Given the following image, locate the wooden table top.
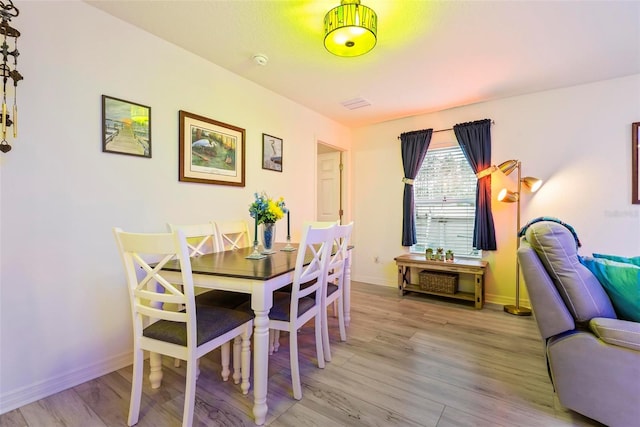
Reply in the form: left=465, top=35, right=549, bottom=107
left=162, top=243, right=354, bottom=281
left=162, top=243, right=302, bottom=280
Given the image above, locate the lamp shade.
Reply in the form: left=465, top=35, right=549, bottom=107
left=476, top=159, right=519, bottom=178
left=497, top=160, right=518, bottom=176
left=522, top=176, right=543, bottom=192
left=324, top=0, right=377, bottom=57
left=498, top=188, right=519, bottom=203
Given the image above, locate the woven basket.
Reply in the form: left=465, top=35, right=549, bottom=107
left=418, top=271, right=458, bottom=294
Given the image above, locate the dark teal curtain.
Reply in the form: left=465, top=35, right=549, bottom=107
left=400, top=129, right=432, bottom=246
left=453, top=119, right=497, bottom=250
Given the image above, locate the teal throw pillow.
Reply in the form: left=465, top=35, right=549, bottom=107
left=580, top=257, right=640, bottom=322
left=593, top=253, right=640, bottom=267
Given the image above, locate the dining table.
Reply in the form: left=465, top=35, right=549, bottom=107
left=156, top=242, right=352, bottom=425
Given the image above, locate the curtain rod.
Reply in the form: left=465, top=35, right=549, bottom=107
left=396, top=127, right=450, bottom=140
left=397, top=120, right=495, bottom=140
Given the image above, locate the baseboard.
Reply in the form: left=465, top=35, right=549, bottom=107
left=351, top=275, right=395, bottom=288
left=485, top=292, right=531, bottom=308
left=0, top=351, right=132, bottom=414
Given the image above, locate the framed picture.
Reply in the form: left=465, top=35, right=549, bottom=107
left=179, top=110, right=245, bottom=187
left=633, top=122, right=639, bottom=204
left=102, top=95, right=151, bottom=158
left=262, top=133, right=283, bottom=172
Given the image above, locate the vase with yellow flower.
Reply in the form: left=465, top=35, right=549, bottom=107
left=249, top=192, right=287, bottom=254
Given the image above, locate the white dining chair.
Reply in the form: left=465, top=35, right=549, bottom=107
left=321, top=221, right=353, bottom=362
left=168, top=222, right=217, bottom=257
left=113, top=228, right=253, bottom=427
left=167, top=222, right=251, bottom=383
left=214, top=220, right=252, bottom=251
left=204, top=218, right=255, bottom=374
left=167, top=222, right=251, bottom=309
left=268, top=220, right=338, bottom=355
left=240, top=223, right=335, bottom=400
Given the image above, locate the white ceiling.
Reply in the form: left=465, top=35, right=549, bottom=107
left=85, top=0, right=640, bottom=128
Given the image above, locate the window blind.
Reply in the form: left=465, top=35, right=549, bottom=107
left=412, top=146, right=478, bottom=257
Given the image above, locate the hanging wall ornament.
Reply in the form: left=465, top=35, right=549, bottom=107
left=0, top=0, right=21, bottom=153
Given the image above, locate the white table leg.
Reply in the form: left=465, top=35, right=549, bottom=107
left=149, top=352, right=163, bottom=389
left=251, top=288, right=271, bottom=425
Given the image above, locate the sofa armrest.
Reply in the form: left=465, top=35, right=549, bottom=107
left=589, top=317, right=640, bottom=351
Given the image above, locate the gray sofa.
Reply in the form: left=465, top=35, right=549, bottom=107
left=517, top=220, right=640, bottom=427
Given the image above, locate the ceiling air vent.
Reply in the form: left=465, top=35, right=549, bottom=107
left=340, top=97, right=371, bottom=110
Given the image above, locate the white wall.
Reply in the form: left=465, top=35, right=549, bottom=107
left=351, top=74, right=640, bottom=304
left=0, top=1, right=350, bottom=412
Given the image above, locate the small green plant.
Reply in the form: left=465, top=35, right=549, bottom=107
left=425, top=248, right=434, bottom=260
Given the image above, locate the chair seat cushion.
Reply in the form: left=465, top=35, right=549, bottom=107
left=327, top=283, right=339, bottom=296
left=238, top=292, right=316, bottom=322
left=271, top=292, right=316, bottom=321
left=278, top=278, right=317, bottom=294
left=278, top=280, right=336, bottom=299
left=143, top=306, right=253, bottom=347
left=589, top=317, right=640, bottom=351
left=195, top=290, right=251, bottom=309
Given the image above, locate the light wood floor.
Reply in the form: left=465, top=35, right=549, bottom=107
left=1, top=282, right=604, bottom=427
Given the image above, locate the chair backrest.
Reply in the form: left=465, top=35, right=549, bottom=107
left=289, top=223, right=336, bottom=317
left=167, top=222, right=219, bottom=256
left=113, top=228, right=197, bottom=346
left=214, top=220, right=251, bottom=251
left=521, top=221, right=616, bottom=324
left=326, top=221, right=353, bottom=287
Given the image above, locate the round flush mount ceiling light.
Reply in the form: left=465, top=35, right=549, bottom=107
left=252, top=54, right=269, bottom=66
left=324, top=0, right=377, bottom=57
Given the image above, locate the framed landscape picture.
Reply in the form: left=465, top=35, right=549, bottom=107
left=633, top=122, right=639, bottom=204
left=102, top=95, right=151, bottom=158
left=179, top=110, right=245, bottom=186
left=262, top=133, right=282, bottom=172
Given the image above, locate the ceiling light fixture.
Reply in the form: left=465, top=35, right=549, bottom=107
left=324, top=0, right=377, bottom=57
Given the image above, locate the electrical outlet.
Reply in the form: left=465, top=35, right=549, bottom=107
left=374, top=256, right=379, bottom=263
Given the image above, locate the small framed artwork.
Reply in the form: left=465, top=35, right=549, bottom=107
left=262, top=133, right=283, bottom=172
left=179, top=110, right=245, bottom=187
left=633, top=122, right=639, bottom=204
left=102, top=95, right=151, bottom=158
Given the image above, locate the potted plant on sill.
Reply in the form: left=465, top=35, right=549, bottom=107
left=446, top=249, right=454, bottom=262
left=425, top=247, right=434, bottom=260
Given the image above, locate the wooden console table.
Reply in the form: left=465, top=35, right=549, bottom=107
left=395, top=254, right=488, bottom=309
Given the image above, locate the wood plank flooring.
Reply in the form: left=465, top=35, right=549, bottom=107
left=1, top=282, right=604, bottom=426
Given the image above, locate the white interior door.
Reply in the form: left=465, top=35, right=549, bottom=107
left=317, top=151, right=341, bottom=222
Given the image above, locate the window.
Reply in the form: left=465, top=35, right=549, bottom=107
left=412, top=145, right=479, bottom=257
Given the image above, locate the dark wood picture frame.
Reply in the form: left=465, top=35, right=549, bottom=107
left=633, top=122, right=639, bottom=204
left=102, top=95, right=151, bottom=158
left=179, top=110, right=245, bottom=187
left=262, top=133, right=283, bottom=172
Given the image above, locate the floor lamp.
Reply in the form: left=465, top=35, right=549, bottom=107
left=477, top=160, right=543, bottom=316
